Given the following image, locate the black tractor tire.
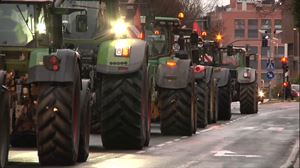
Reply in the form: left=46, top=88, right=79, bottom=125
left=77, top=80, right=91, bottom=162
left=90, top=99, right=101, bottom=134
left=100, top=63, right=149, bottom=149
left=0, top=91, right=9, bottom=168
left=207, top=79, right=218, bottom=124
left=36, top=74, right=81, bottom=165
left=196, top=81, right=208, bottom=128
left=240, top=82, right=258, bottom=114
left=217, top=82, right=232, bottom=120
left=158, top=83, right=195, bottom=136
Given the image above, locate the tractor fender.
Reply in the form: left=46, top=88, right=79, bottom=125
left=28, top=49, right=80, bottom=83
left=237, top=67, right=256, bottom=84
left=212, top=67, right=231, bottom=87
left=96, top=39, right=147, bottom=74
left=156, top=59, right=191, bottom=89
left=0, top=70, right=6, bottom=91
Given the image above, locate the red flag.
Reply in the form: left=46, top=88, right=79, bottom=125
left=193, top=21, right=201, bottom=36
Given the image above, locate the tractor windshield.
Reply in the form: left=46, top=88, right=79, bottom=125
left=0, top=4, right=46, bottom=46
left=146, top=27, right=169, bottom=56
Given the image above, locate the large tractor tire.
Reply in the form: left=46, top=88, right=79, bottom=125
left=0, top=91, right=9, bottom=168
left=196, top=81, right=208, bottom=128
left=240, top=82, right=258, bottom=114
left=77, top=80, right=91, bottom=162
left=90, top=90, right=101, bottom=134
left=158, top=83, right=195, bottom=136
left=36, top=73, right=81, bottom=165
left=207, top=79, right=218, bottom=124
left=217, top=81, right=232, bottom=120
left=99, top=62, right=149, bottom=149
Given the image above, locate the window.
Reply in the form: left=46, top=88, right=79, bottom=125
left=261, top=19, right=272, bottom=34
left=274, top=19, right=282, bottom=31
left=234, top=19, right=245, bottom=38
left=276, top=46, right=284, bottom=57
left=248, top=19, right=258, bottom=38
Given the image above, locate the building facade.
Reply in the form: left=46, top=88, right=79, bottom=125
left=281, top=0, right=300, bottom=81
left=209, top=0, right=288, bottom=88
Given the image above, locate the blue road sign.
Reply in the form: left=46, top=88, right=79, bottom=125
left=266, top=59, right=275, bottom=70
left=266, top=71, right=275, bottom=80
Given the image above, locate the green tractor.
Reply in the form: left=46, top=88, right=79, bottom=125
left=146, top=17, right=197, bottom=136
left=193, top=40, right=258, bottom=121
left=0, top=0, right=91, bottom=166
left=63, top=0, right=151, bottom=149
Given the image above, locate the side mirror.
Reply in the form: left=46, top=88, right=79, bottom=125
left=76, top=15, right=88, bottom=32
left=227, top=45, right=233, bottom=56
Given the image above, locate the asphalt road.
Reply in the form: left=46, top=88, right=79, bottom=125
left=7, top=101, right=299, bottom=168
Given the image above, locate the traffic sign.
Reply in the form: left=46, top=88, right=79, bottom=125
left=266, top=71, right=275, bottom=80
left=266, top=59, right=275, bottom=70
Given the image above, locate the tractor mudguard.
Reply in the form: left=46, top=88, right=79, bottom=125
left=212, top=67, right=231, bottom=87
left=237, top=67, right=256, bottom=84
left=156, top=59, right=191, bottom=89
left=28, top=49, right=79, bottom=83
left=0, top=70, right=6, bottom=91
left=194, top=66, right=213, bottom=84
left=96, top=38, right=147, bottom=75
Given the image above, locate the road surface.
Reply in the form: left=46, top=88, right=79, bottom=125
left=7, top=101, right=299, bottom=168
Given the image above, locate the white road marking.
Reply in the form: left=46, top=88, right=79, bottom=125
left=267, top=127, right=285, bottom=131
left=156, top=143, right=166, bottom=147
left=136, top=150, right=146, bottom=154
left=165, top=141, right=174, bottom=144
left=181, top=136, right=188, bottom=139
left=174, top=138, right=181, bottom=142
left=212, top=150, right=261, bottom=158
left=242, top=127, right=257, bottom=130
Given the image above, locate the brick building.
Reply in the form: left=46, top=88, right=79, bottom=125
left=208, top=0, right=289, bottom=88
left=281, top=0, right=300, bottom=81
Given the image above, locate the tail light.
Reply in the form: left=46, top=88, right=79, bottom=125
left=243, top=70, right=250, bottom=78
left=194, top=65, right=205, bottom=73
left=139, top=32, right=145, bottom=40
left=166, top=60, right=177, bottom=67
left=43, top=55, right=60, bottom=71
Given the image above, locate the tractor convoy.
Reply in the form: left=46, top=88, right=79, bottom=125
left=0, top=0, right=258, bottom=167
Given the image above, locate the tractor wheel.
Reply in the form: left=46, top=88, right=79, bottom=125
left=77, top=80, right=91, bottom=162
left=240, top=82, right=258, bottom=114
left=196, top=81, right=208, bottom=128
left=218, top=82, right=232, bottom=120
left=158, top=83, right=195, bottom=136
left=91, top=88, right=101, bottom=134
left=100, top=63, right=149, bottom=149
left=37, top=74, right=81, bottom=165
left=207, top=79, right=218, bottom=123
left=0, top=91, right=9, bottom=168
left=212, top=82, right=219, bottom=123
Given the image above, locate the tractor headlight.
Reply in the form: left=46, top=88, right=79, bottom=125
left=258, top=90, right=264, bottom=97
left=111, top=18, right=129, bottom=38
left=37, top=22, right=46, bottom=34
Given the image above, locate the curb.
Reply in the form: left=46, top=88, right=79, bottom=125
left=280, top=139, right=299, bottom=168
